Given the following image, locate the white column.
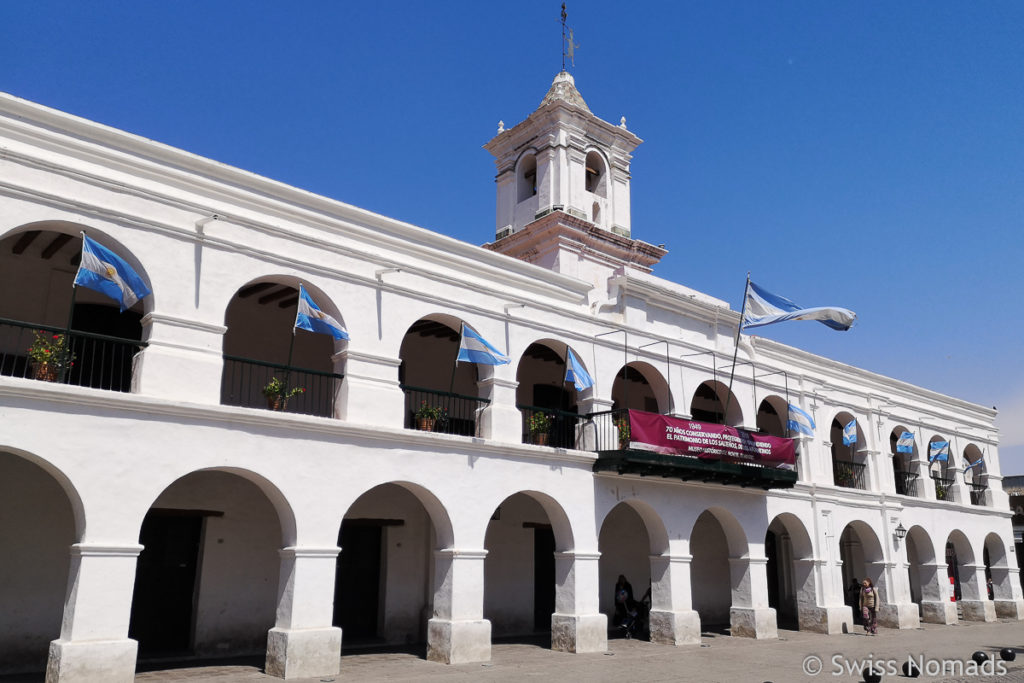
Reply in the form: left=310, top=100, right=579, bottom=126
left=265, top=547, right=342, bottom=680
left=729, top=556, right=777, bottom=639
left=647, top=554, right=701, bottom=645
left=134, top=313, right=226, bottom=402
left=427, top=549, right=491, bottom=664
left=874, top=554, right=920, bottom=629
left=550, top=552, right=607, bottom=653
left=336, top=349, right=403, bottom=427
left=476, top=377, right=521, bottom=443
left=47, top=544, right=142, bottom=683
left=994, top=565, right=1024, bottom=619
left=959, top=563, right=996, bottom=622
left=919, top=561, right=958, bottom=624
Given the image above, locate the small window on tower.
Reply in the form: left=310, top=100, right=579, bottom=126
left=584, top=151, right=606, bottom=197
left=518, top=154, right=538, bottom=202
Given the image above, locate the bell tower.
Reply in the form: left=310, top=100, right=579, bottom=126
left=483, top=71, right=666, bottom=285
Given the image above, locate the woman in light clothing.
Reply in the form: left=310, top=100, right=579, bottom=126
left=858, top=577, right=878, bottom=635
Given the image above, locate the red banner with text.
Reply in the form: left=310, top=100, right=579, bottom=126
left=626, top=410, right=796, bottom=469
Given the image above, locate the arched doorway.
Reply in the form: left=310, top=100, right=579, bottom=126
left=765, top=513, right=816, bottom=631
left=611, top=362, right=670, bottom=414
left=598, top=503, right=657, bottom=638
left=129, top=470, right=285, bottom=658
left=689, top=381, right=742, bottom=426
left=515, top=341, right=588, bottom=447
left=0, top=451, right=78, bottom=675
left=890, top=426, right=920, bottom=497
left=830, top=413, right=867, bottom=490
left=756, top=396, right=788, bottom=437
left=839, top=521, right=886, bottom=623
left=222, top=278, right=344, bottom=417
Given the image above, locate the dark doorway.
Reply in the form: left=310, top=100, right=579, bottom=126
left=765, top=531, right=779, bottom=611
left=129, top=511, right=203, bottom=656
left=533, top=527, right=555, bottom=631
left=334, top=522, right=383, bottom=640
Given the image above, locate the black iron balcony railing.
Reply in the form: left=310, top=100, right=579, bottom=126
left=0, top=317, right=145, bottom=392
left=222, top=355, right=342, bottom=418
left=894, top=470, right=920, bottom=497
left=517, top=404, right=584, bottom=448
left=402, top=385, right=489, bottom=437
left=932, top=475, right=954, bottom=501
left=833, top=460, right=867, bottom=490
left=588, top=408, right=634, bottom=451
left=969, top=482, right=988, bottom=506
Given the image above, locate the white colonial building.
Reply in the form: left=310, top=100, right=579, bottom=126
left=0, top=72, right=1019, bottom=683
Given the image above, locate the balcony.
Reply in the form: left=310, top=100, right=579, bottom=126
left=517, top=404, right=584, bottom=448
left=969, top=482, right=988, bottom=506
left=932, top=475, right=954, bottom=501
left=222, top=355, right=342, bottom=418
left=402, top=385, right=489, bottom=437
left=894, top=470, right=920, bottom=497
left=590, top=409, right=798, bottom=490
left=833, top=460, right=866, bottom=490
left=1, top=318, right=144, bottom=392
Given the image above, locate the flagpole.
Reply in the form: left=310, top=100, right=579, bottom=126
left=59, top=233, right=87, bottom=383
left=723, top=272, right=751, bottom=425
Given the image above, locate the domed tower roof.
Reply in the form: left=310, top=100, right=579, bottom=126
left=539, top=71, right=591, bottom=113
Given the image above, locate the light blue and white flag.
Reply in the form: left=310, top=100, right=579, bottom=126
left=457, top=324, right=510, bottom=366
left=928, top=441, right=949, bottom=462
left=74, top=234, right=152, bottom=312
left=842, top=419, right=857, bottom=446
left=294, top=285, right=349, bottom=340
left=787, top=403, right=816, bottom=436
left=741, top=281, right=856, bottom=332
left=896, top=431, right=915, bottom=454
left=564, top=347, right=594, bottom=392
left=964, top=458, right=985, bottom=474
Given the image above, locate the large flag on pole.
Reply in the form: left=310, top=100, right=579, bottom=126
left=457, top=324, right=510, bottom=365
left=842, top=419, right=857, bottom=446
left=787, top=403, right=816, bottom=436
left=74, top=234, right=152, bottom=312
left=294, top=285, right=349, bottom=340
left=564, top=347, right=594, bottom=391
left=896, top=431, right=915, bottom=454
left=964, top=458, right=984, bottom=474
left=741, top=281, right=856, bottom=332
left=928, top=441, right=949, bottom=462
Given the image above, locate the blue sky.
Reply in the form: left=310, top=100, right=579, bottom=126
left=4, top=2, right=1023, bottom=469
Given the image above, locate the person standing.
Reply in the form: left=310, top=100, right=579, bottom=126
left=859, top=578, right=878, bottom=635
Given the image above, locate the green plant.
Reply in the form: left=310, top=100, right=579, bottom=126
left=262, top=376, right=305, bottom=400
left=27, top=330, right=75, bottom=369
left=614, top=416, right=630, bottom=443
left=415, top=400, right=443, bottom=421
left=528, top=411, right=552, bottom=434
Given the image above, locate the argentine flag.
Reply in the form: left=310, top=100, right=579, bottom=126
left=786, top=403, right=816, bottom=436
left=842, top=419, right=857, bottom=446
left=928, top=441, right=949, bottom=462
left=964, top=458, right=984, bottom=474
left=74, top=234, right=152, bottom=312
left=564, top=347, right=594, bottom=392
left=457, top=324, right=510, bottom=366
left=294, top=285, right=349, bottom=340
left=741, top=281, right=856, bottom=332
left=896, top=431, right=915, bottom=454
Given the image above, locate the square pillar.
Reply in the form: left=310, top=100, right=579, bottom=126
left=265, top=547, right=342, bottom=680
left=46, top=544, right=142, bottom=683
left=796, top=558, right=851, bottom=634
left=959, top=563, right=996, bottom=622
left=872, top=560, right=919, bottom=629
left=427, top=549, right=491, bottom=664
left=729, top=557, right=777, bottom=639
left=134, top=313, right=226, bottom=403
left=647, top=554, right=701, bottom=645
left=336, top=349, right=403, bottom=427
left=476, top=377, right=522, bottom=444
left=550, top=552, right=607, bottom=653
left=918, top=562, right=958, bottom=624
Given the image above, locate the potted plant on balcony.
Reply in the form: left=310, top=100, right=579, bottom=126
left=528, top=411, right=552, bottom=445
left=415, top=400, right=443, bottom=431
left=614, top=416, right=631, bottom=449
left=262, top=376, right=304, bottom=411
left=27, top=330, right=74, bottom=382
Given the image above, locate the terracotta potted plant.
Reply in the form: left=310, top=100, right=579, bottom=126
left=27, top=330, right=74, bottom=382
left=415, top=400, right=443, bottom=431
left=614, top=416, right=630, bottom=449
left=262, top=377, right=304, bottom=411
left=529, top=411, right=552, bottom=445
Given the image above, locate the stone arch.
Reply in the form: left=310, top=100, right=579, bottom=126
left=597, top=499, right=670, bottom=627
left=399, top=315, right=494, bottom=436
left=984, top=532, right=1011, bottom=602
left=483, top=490, right=575, bottom=641
left=904, top=525, right=950, bottom=623
left=611, top=361, right=672, bottom=414
left=690, top=507, right=752, bottom=633
left=829, top=411, right=867, bottom=490
left=0, top=449, right=81, bottom=674
left=927, top=434, right=954, bottom=485
left=222, top=276, right=346, bottom=417
left=756, top=395, right=789, bottom=437
left=515, top=339, right=589, bottom=447
left=890, top=425, right=921, bottom=497
left=517, top=151, right=538, bottom=202
left=945, top=529, right=976, bottom=605
left=0, top=222, right=151, bottom=390
left=963, top=443, right=987, bottom=504
left=764, top=512, right=816, bottom=631
left=839, top=521, right=886, bottom=602
left=689, top=379, right=742, bottom=426
left=128, top=466, right=293, bottom=658
left=584, top=149, right=608, bottom=198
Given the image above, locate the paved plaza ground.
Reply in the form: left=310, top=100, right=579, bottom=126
left=7, top=620, right=1024, bottom=682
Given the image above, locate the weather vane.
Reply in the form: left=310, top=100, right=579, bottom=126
left=561, top=3, right=579, bottom=71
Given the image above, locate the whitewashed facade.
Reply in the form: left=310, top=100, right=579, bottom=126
left=0, top=74, right=1019, bottom=683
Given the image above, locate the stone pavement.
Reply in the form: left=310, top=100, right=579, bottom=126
left=6, top=621, right=1024, bottom=682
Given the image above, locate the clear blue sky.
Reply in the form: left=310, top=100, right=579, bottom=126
left=4, top=2, right=1023, bottom=469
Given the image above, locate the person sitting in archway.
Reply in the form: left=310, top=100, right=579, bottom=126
left=613, top=574, right=635, bottom=626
